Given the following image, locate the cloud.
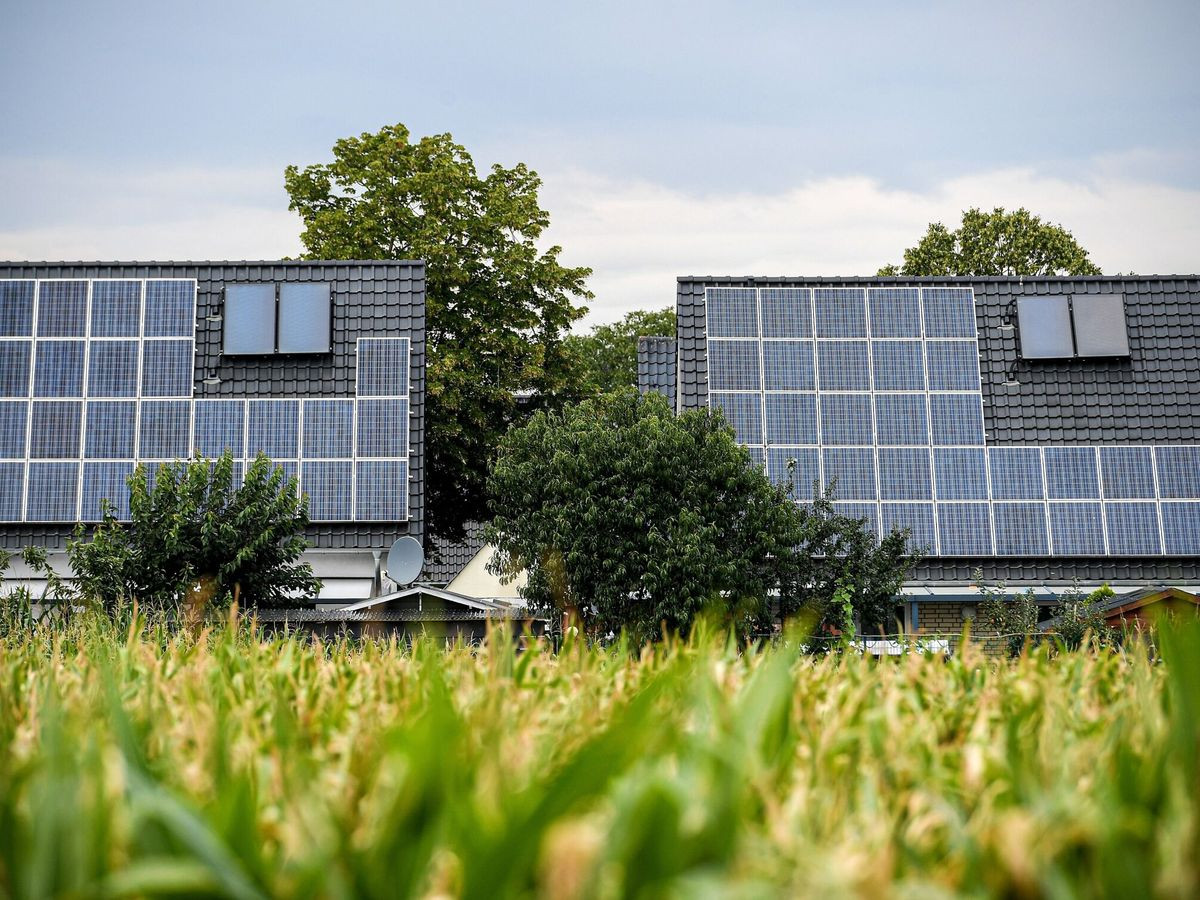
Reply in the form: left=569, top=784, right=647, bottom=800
left=540, top=166, right=1200, bottom=326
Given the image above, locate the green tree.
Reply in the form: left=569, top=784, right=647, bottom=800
left=878, top=207, right=1102, bottom=277
left=285, top=124, right=592, bottom=547
left=485, top=391, right=915, bottom=642
left=565, top=307, right=676, bottom=396
left=68, top=453, right=319, bottom=615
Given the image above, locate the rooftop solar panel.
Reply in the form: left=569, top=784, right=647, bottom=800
left=881, top=502, right=936, bottom=554
left=816, top=341, right=870, bottom=390
left=36, top=282, right=88, bottom=337
left=937, top=503, right=992, bottom=555
left=761, top=341, right=814, bottom=390
left=1049, top=502, right=1106, bottom=555
left=0, top=402, right=27, bottom=458
left=867, top=288, right=921, bottom=337
left=1104, top=502, right=1161, bottom=555
left=706, top=288, right=759, bottom=338
left=278, top=283, right=332, bottom=354
left=992, top=502, right=1049, bottom=556
left=0, top=281, right=35, bottom=336
left=767, top=447, right=819, bottom=500
left=759, top=288, right=811, bottom=338
left=1017, top=295, right=1073, bottom=359
left=87, top=341, right=139, bottom=397
left=84, top=401, right=136, bottom=459
left=813, top=288, right=867, bottom=338
left=1072, top=293, right=1130, bottom=357
left=223, top=284, right=276, bottom=355
left=0, top=462, right=22, bottom=521
left=0, top=342, right=31, bottom=397
left=870, top=341, right=925, bottom=391
left=26, top=462, right=78, bottom=521
left=765, top=393, right=818, bottom=445
left=33, top=340, right=85, bottom=397
left=89, top=281, right=142, bottom=337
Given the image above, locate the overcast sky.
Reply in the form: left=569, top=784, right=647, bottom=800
left=2, top=0, right=1197, bottom=325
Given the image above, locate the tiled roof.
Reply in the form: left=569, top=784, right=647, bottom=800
left=637, top=336, right=676, bottom=409
left=422, top=521, right=486, bottom=584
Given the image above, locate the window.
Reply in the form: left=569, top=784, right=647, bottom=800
left=223, top=283, right=331, bottom=355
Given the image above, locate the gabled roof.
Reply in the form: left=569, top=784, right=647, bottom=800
left=342, top=585, right=503, bottom=613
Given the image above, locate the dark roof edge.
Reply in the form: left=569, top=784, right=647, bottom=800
left=677, top=274, right=1199, bottom=284
left=0, top=259, right=425, bottom=268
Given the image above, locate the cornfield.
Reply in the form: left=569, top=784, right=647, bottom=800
left=1, top=614, right=1197, bottom=898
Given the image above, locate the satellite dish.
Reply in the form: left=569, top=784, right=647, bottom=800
left=385, top=536, right=424, bottom=585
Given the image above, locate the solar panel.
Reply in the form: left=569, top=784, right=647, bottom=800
left=194, top=399, right=245, bottom=458
left=278, top=284, right=332, bottom=354
left=36, top=282, right=88, bottom=337
left=928, top=394, right=985, bottom=446
left=26, top=462, right=79, bottom=521
left=301, top=460, right=353, bottom=521
left=0, top=281, right=35, bottom=336
left=835, top=502, right=879, bottom=538
left=140, top=340, right=193, bottom=397
left=356, top=337, right=411, bottom=396
left=993, top=502, right=1050, bottom=555
left=84, top=401, right=136, bottom=459
left=81, top=461, right=134, bottom=522
left=1017, top=295, right=1073, bottom=359
left=933, top=448, right=989, bottom=500
left=937, top=503, right=992, bottom=555
left=1099, top=446, right=1156, bottom=499
left=0, top=462, right=22, bottom=521
left=1049, top=502, right=1106, bottom=555
left=870, top=341, right=925, bottom=391
left=32, top=340, right=85, bottom=397
left=706, top=288, right=759, bottom=338
left=759, top=288, right=811, bottom=338
left=711, top=393, right=763, bottom=444
left=925, top=341, right=981, bottom=391
left=881, top=502, right=936, bottom=553
left=818, top=394, right=872, bottom=445
left=0, top=402, right=27, bottom=458
left=354, top=460, right=408, bottom=521
left=767, top=447, right=819, bottom=500
left=248, top=399, right=300, bottom=459
left=29, top=401, right=81, bottom=458
left=139, top=400, right=191, bottom=459
left=707, top=341, right=760, bottom=391
left=1104, top=502, right=1161, bottom=555
left=1044, top=447, right=1100, bottom=499
left=302, top=399, right=354, bottom=458
left=90, top=281, right=141, bottom=337
left=223, top=284, right=276, bottom=355
left=1154, top=447, right=1200, bottom=498
left=1160, top=502, right=1200, bottom=555
left=144, top=280, right=196, bottom=337
left=922, top=288, right=976, bottom=338
left=813, top=288, right=867, bottom=337
left=873, top=394, right=928, bottom=445
left=1072, top=293, right=1129, bottom=357
left=867, top=288, right=921, bottom=337
left=878, top=448, right=932, bottom=500
left=988, top=447, right=1044, bottom=499
left=822, top=448, right=876, bottom=500
left=816, top=341, right=870, bottom=390
left=0, top=342, right=31, bottom=397
left=745, top=447, right=765, bottom=470
left=761, top=341, right=814, bottom=390
left=356, top=398, right=408, bottom=458
left=86, top=341, right=139, bottom=397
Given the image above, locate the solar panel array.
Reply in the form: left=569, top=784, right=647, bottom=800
left=705, top=286, right=1200, bottom=556
left=0, top=280, right=411, bottom=524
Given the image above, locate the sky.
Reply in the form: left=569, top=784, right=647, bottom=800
left=2, top=0, right=1198, bottom=326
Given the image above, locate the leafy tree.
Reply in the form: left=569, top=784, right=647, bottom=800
left=285, top=123, right=591, bottom=547
left=68, top=453, right=319, bottom=615
left=878, top=207, right=1102, bottom=277
left=566, top=307, right=676, bottom=396
left=485, top=391, right=915, bottom=642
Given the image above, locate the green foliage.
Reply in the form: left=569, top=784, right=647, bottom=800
left=485, top=391, right=915, bottom=641
left=878, top=206, right=1102, bottom=277
left=1054, top=582, right=1115, bottom=651
left=1, top=616, right=1198, bottom=896
left=976, top=574, right=1042, bottom=656
left=284, top=123, right=592, bottom=546
left=564, top=306, right=676, bottom=396
left=67, top=453, right=319, bottom=612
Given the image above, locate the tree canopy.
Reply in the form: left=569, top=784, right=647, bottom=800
left=565, top=307, right=676, bottom=396
left=68, top=453, right=319, bottom=613
left=285, top=123, right=592, bottom=546
left=485, top=391, right=916, bottom=642
left=878, top=207, right=1102, bottom=277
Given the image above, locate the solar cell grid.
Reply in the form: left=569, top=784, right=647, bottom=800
left=878, top=448, right=932, bottom=500
left=0, top=342, right=31, bottom=397
left=140, top=339, right=194, bottom=397
left=26, top=462, right=79, bottom=521
left=759, top=288, right=811, bottom=338
left=302, top=399, right=354, bottom=458
left=89, top=281, right=142, bottom=337
left=247, top=399, right=300, bottom=459
left=1161, top=502, right=1200, bottom=555
left=988, top=447, right=1044, bottom=499
left=822, top=447, right=876, bottom=500
left=933, top=448, right=989, bottom=500
left=302, top=460, right=353, bottom=521
left=1044, top=447, right=1100, bottom=499
left=0, top=401, right=27, bottom=458
left=356, top=337, right=411, bottom=397
left=705, top=288, right=758, bottom=338
left=706, top=341, right=760, bottom=391
left=29, top=401, right=81, bottom=458
left=711, top=392, right=764, bottom=444
left=143, top=280, right=196, bottom=337
left=35, top=282, right=88, bottom=337
left=873, top=394, right=928, bottom=446
left=834, top=502, right=879, bottom=538
left=0, top=281, right=35, bottom=336
left=0, top=462, right=22, bottom=521
left=937, top=503, right=993, bottom=555
left=32, top=341, right=85, bottom=397
left=86, top=341, right=139, bottom=397
left=1104, top=502, right=1162, bottom=555
left=139, top=400, right=191, bottom=460
left=1099, top=446, right=1156, bottom=499
left=81, top=461, right=135, bottom=522
left=881, top=502, right=936, bottom=554
left=761, top=341, right=814, bottom=390
left=193, top=400, right=245, bottom=458
left=813, top=288, right=867, bottom=337
left=818, top=394, right=873, bottom=445
left=356, top=398, right=409, bottom=458
left=355, top=460, right=408, bottom=521
left=870, top=341, right=925, bottom=391
left=767, top=447, right=819, bottom=500
left=992, top=502, right=1050, bottom=556
left=929, top=394, right=985, bottom=446
left=920, top=288, right=976, bottom=338
left=1154, top=447, right=1200, bottom=498
left=84, top=401, right=136, bottom=459
left=867, top=288, right=921, bottom=337
left=816, top=341, right=871, bottom=391
left=1049, top=502, right=1106, bottom=555
left=925, top=341, right=981, bottom=391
